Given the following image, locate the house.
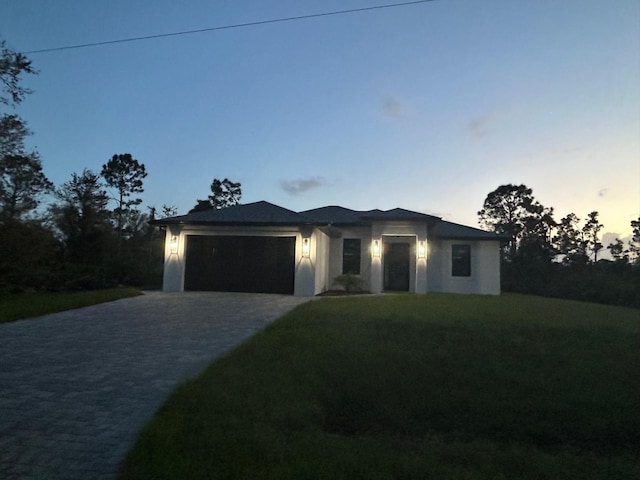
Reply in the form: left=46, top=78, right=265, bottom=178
left=152, top=201, right=503, bottom=296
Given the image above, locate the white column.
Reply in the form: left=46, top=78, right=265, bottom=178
left=163, top=227, right=185, bottom=292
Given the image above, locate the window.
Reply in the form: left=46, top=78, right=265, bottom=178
left=452, top=244, right=471, bottom=277
left=342, top=239, right=361, bottom=274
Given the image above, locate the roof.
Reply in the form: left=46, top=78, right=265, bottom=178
left=152, top=201, right=312, bottom=226
left=299, top=206, right=362, bottom=224
left=430, top=220, right=506, bottom=240
left=360, top=208, right=440, bottom=222
left=299, top=206, right=440, bottom=225
left=151, top=201, right=504, bottom=241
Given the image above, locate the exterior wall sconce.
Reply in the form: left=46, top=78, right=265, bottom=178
left=418, top=240, right=426, bottom=258
left=301, top=237, right=310, bottom=258
left=169, top=235, right=179, bottom=254
left=372, top=239, right=381, bottom=258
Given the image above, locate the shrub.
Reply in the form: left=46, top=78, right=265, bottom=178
left=332, top=274, right=365, bottom=292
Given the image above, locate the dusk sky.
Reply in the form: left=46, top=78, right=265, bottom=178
left=1, top=0, right=638, bottom=241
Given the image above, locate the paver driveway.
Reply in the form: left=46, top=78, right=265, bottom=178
left=0, top=291, right=308, bottom=480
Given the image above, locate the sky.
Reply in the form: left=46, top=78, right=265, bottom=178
left=1, top=0, right=639, bottom=242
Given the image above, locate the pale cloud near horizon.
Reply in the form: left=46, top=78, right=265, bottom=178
left=280, top=176, right=326, bottom=195
left=601, top=231, right=632, bottom=260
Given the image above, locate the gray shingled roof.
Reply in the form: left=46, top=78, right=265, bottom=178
left=152, top=201, right=504, bottom=241
left=299, top=206, right=440, bottom=224
left=153, top=201, right=313, bottom=226
left=430, top=220, right=506, bottom=240
left=299, top=206, right=362, bottom=224
left=359, top=208, right=440, bottom=222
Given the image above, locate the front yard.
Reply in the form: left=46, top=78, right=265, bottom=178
left=0, top=288, right=141, bottom=323
left=118, top=293, right=640, bottom=479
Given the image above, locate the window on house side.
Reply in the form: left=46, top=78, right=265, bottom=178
left=342, top=239, right=361, bottom=275
left=452, top=244, right=471, bottom=277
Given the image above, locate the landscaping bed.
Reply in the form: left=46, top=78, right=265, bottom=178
left=317, top=289, right=372, bottom=296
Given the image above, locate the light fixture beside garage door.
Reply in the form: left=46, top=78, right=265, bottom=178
left=169, top=235, right=179, bottom=254
left=418, top=240, right=426, bottom=258
left=301, top=237, right=310, bottom=258
left=372, top=239, right=381, bottom=258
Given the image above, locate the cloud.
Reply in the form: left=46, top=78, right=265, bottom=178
left=467, top=114, right=495, bottom=138
left=598, top=188, right=608, bottom=197
left=602, top=232, right=619, bottom=248
left=280, top=176, right=326, bottom=195
left=381, top=95, right=409, bottom=119
left=600, top=231, right=632, bottom=261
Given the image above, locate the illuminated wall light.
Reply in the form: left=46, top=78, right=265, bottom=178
left=418, top=240, right=426, bottom=258
left=301, top=237, right=310, bottom=257
left=372, top=239, right=381, bottom=258
left=169, top=235, right=179, bottom=254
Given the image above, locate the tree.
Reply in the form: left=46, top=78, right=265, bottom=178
left=0, top=114, right=30, bottom=157
left=1, top=39, right=36, bottom=107
left=519, top=206, right=556, bottom=261
left=553, top=213, right=587, bottom=264
left=0, top=40, right=57, bottom=291
left=100, top=153, right=147, bottom=250
left=190, top=178, right=241, bottom=212
left=1, top=39, right=38, bottom=163
left=582, top=211, right=604, bottom=262
left=607, top=238, right=629, bottom=264
left=478, top=184, right=548, bottom=260
left=0, top=218, right=60, bottom=291
left=0, top=40, right=47, bottom=223
left=143, top=204, right=178, bottom=288
left=0, top=153, right=52, bottom=222
left=629, top=217, right=640, bottom=264
left=51, top=169, right=111, bottom=265
left=161, top=204, right=178, bottom=218
left=120, top=208, right=150, bottom=239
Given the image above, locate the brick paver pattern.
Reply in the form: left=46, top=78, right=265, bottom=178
left=0, top=291, right=308, bottom=480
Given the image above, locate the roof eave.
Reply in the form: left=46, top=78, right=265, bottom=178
left=149, top=219, right=321, bottom=228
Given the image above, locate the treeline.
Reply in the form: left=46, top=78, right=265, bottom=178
left=0, top=153, right=173, bottom=292
left=479, top=184, right=640, bottom=308
left=0, top=40, right=175, bottom=293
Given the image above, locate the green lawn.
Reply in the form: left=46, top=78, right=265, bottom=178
left=0, top=288, right=141, bottom=323
left=118, top=294, right=640, bottom=480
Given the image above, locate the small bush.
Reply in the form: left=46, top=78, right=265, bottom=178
left=332, top=274, right=365, bottom=292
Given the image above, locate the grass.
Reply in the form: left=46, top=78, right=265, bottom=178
left=0, top=287, right=142, bottom=323
left=118, top=294, right=640, bottom=479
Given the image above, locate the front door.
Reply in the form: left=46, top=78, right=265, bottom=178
left=384, top=242, right=410, bottom=291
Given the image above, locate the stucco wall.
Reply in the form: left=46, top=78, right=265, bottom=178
left=327, top=227, right=371, bottom=291
left=427, top=239, right=501, bottom=295
left=426, top=239, right=443, bottom=292
left=313, top=229, right=330, bottom=295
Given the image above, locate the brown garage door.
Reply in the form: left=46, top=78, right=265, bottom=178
left=184, top=235, right=295, bottom=294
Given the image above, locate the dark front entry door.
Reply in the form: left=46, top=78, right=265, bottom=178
left=184, top=235, right=295, bottom=294
left=384, top=242, right=410, bottom=291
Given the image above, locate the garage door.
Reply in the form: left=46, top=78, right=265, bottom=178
left=184, top=235, right=295, bottom=294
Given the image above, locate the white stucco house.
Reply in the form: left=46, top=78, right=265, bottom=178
left=152, top=201, right=504, bottom=296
